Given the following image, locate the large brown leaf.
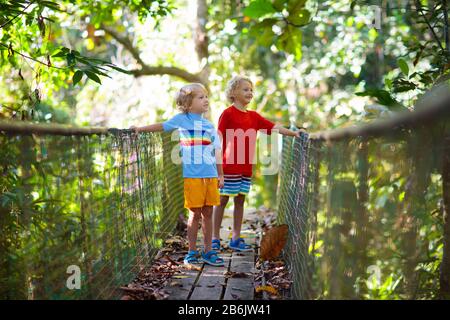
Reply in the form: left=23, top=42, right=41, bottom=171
left=260, top=224, right=288, bottom=261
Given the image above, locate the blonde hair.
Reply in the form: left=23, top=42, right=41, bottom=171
left=175, top=83, right=207, bottom=112
left=225, top=75, right=253, bottom=103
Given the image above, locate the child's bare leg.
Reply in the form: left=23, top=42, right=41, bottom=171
left=201, top=206, right=213, bottom=252
left=213, top=196, right=229, bottom=240
left=187, top=208, right=202, bottom=251
left=232, top=194, right=246, bottom=241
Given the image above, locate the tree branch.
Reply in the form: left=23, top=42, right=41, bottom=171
left=130, top=66, right=204, bottom=83
left=443, top=0, right=449, bottom=52
left=0, top=42, right=63, bottom=70
left=415, top=0, right=445, bottom=52
left=102, top=24, right=206, bottom=85
left=0, top=1, right=34, bottom=29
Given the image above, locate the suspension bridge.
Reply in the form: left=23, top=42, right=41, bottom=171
left=1, top=87, right=449, bottom=300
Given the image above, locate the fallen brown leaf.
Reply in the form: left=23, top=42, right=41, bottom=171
left=164, top=255, right=180, bottom=265
left=260, top=224, right=288, bottom=261
left=120, top=286, right=146, bottom=292
left=182, top=264, right=202, bottom=271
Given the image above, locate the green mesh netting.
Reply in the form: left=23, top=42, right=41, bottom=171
left=0, top=130, right=184, bottom=299
left=277, top=115, right=450, bottom=299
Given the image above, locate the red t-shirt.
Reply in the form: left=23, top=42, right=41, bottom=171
left=218, top=105, right=275, bottom=176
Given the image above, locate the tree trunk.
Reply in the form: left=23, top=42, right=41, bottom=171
left=195, top=0, right=209, bottom=83
left=356, top=139, right=369, bottom=298
left=76, top=138, right=93, bottom=299
left=403, top=130, right=432, bottom=299
left=440, top=134, right=450, bottom=299
left=443, top=0, right=449, bottom=52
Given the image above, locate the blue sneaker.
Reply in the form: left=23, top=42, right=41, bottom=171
left=212, top=239, right=221, bottom=251
left=229, top=238, right=253, bottom=252
left=201, top=250, right=225, bottom=266
left=183, top=250, right=202, bottom=265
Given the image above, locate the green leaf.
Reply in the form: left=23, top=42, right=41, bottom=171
left=258, top=27, right=276, bottom=46
left=107, top=64, right=133, bottom=75
left=244, top=0, right=277, bottom=19
left=384, top=78, right=393, bottom=90
left=40, top=1, right=62, bottom=11
left=398, top=58, right=409, bottom=76
left=276, top=25, right=302, bottom=60
left=392, top=79, right=417, bottom=93
left=72, top=70, right=83, bottom=85
left=84, top=70, right=102, bottom=84
left=355, top=89, right=401, bottom=108
left=66, top=52, right=76, bottom=67
left=287, top=8, right=310, bottom=26
left=272, top=0, right=285, bottom=11
left=88, top=67, right=112, bottom=78
left=52, top=47, right=69, bottom=58
left=249, top=18, right=277, bottom=43
left=419, top=72, right=434, bottom=86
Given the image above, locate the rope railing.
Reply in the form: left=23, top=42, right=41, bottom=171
left=0, top=127, right=184, bottom=299
left=309, top=84, right=450, bottom=141
left=278, top=87, right=450, bottom=299
left=0, top=120, right=109, bottom=135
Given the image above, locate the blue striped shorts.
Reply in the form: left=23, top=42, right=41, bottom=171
left=219, top=174, right=252, bottom=197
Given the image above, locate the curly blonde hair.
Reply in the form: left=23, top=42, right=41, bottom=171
left=175, top=83, right=207, bottom=112
left=225, top=76, right=253, bottom=103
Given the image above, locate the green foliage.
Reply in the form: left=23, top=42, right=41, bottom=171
left=243, top=0, right=277, bottom=18
left=0, top=0, right=174, bottom=121
left=279, top=128, right=449, bottom=299
left=0, top=131, right=184, bottom=299
left=355, top=89, right=401, bottom=109
left=397, top=58, right=409, bottom=77
left=243, top=0, right=311, bottom=61
left=355, top=0, right=450, bottom=109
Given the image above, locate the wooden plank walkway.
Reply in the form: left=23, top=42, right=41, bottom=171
left=164, top=208, right=259, bottom=300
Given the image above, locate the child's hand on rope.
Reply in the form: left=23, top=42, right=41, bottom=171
left=295, top=127, right=307, bottom=138
left=218, top=175, right=224, bottom=189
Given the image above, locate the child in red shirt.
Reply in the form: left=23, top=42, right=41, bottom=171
left=212, top=75, right=302, bottom=251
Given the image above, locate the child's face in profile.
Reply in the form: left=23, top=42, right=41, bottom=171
left=233, top=81, right=253, bottom=106
left=189, top=88, right=209, bottom=114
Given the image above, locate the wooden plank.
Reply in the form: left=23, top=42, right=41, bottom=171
left=223, top=250, right=255, bottom=300
left=165, top=265, right=202, bottom=300
left=221, top=212, right=257, bottom=300
left=169, top=207, right=257, bottom=300
left=189, top=253, right=232, bottom=300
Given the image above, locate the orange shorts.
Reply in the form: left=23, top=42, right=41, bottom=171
left=184, top=178, right=220, bottom=209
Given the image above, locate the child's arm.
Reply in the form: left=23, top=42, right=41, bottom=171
left=215, top=149, right=224, bottom=189
left=256, top=113, right=305, bottom=138
left=131, top=123, right=164, bottom=133
left=273, top=124, right=306, bottom=138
